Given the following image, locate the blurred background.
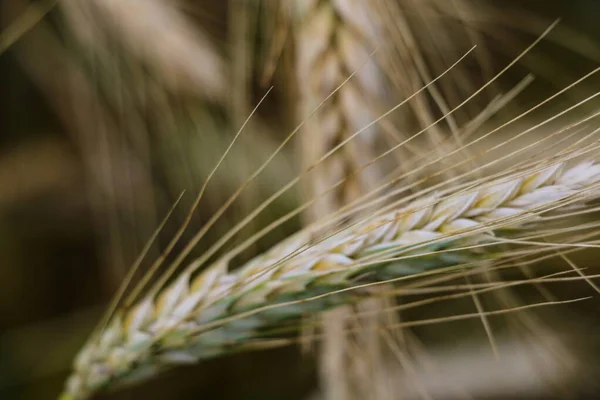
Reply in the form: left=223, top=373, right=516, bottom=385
left=1, top=0, right=600, bottom=399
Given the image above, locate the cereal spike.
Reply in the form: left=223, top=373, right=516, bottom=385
left=60, top=160, right=600, bottom=399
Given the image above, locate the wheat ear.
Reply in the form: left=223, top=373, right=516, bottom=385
left=293, top=1, right=393, bottom=398
left=294, top=0, right=385, bottom=220
left=60, top=155, right=600, bottom=399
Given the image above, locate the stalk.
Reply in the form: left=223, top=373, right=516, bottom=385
left=292, top=0, right=389, bottom=398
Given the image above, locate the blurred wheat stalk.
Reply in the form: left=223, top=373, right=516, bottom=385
left=292, top=1, right=395, bottom=398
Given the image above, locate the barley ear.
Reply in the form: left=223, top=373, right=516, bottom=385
left=60, top=147, right=600, bottom=400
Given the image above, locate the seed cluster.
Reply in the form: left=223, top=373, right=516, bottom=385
left=61, top=161, right=600, bottom=399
